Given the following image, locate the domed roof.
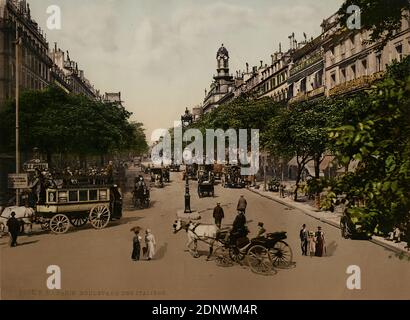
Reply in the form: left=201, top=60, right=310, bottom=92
left=217, top=44, right=229, bottom=58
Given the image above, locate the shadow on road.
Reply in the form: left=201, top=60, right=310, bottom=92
left=17, top=240, right=39, bottom=246
left=325, top=240, right=338, bottom=257
left=155, top=242, right=168, bottom=260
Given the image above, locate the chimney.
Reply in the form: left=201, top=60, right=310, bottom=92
left=246, top=62, right=249, bottom=73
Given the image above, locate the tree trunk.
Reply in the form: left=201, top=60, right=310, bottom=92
left=294, top=163, right=302, bottom=202
left=314, top=154, right=321, bottom=180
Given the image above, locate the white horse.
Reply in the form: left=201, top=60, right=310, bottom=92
left=173, top=219, right=220, bottom=259
left=0, top=206, right=35, bottom=236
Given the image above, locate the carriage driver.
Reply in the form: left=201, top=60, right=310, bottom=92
left=230, top=210, right=248, bottom=245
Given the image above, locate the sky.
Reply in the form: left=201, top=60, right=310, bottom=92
left=30, top=0, right=343, bottom=141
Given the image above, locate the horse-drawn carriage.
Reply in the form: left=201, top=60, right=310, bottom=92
left=169, top=162, right=180, bottom=172
left=213, top=163, right=223, bottom=180
left=36, top=184, right=122, bottom=234
left=150, top=168, right=164, bottom=188
left=173, top=219, right=293, bottom=275
left=132, top=177, right=150, bottom=209
left=222, top=165, right=246, bottom=188
left=162, top=167, right=170, bottom=183
left=197, top=165, right=215, bottom=198
left=183, top=164, right=198, bottom=180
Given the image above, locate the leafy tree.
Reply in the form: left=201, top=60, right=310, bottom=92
left=338, top=0, right=410, bottom=47
left=0, top=85, right=148, bottom=167
left=264, top=99, right=342, bottom=201
left=329, top=56, right=410, bottom=239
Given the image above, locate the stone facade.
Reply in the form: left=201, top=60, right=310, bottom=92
left=0, top=0, right=52, bottom=110
left=198, top=10, right=410, bottom=118
left=323, top=13, right=410, bottom=97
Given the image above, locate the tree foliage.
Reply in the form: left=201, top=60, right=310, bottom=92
left=0, top=85, right=148, bottom=163
left=329, top=56, right=410, bottom=236
left=264, top=99, right=343, bottom=200
left=338, top=0, right=410, bottom=47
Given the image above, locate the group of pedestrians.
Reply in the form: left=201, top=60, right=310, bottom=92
left=212, top=195, right=249, bottom=245
left=131, top=227, right=156, bottom=261
left=299, top=224, right=326, bottom=257
left=212, top=195, right=248, bottom=228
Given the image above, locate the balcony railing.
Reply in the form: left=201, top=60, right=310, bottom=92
left=329, top=71, right=385, bottom=96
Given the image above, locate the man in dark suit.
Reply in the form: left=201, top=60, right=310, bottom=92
left=7, top=212, right=20, bottom=247
left=213, top=203, right=224, bottom=228
left=300, top=224, right=308, bottom=256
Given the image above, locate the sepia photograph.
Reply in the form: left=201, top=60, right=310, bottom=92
left=0, top=0, right=410, bottom=305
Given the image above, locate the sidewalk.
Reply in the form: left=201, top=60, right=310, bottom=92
left=248, top=186, right=410, bottom=256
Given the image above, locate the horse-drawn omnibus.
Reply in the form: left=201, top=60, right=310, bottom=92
left=36, top=184, right=122, bottom=234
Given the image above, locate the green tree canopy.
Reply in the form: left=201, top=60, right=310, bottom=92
left=0, top=85, right=148, bottom=164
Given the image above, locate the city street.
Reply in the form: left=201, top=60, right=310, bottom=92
left=1, top=167, right=409, bottom=300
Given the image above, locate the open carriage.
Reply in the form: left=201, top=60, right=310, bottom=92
left=132, top=178, right=150, bottom=209
left=150, top=168, right=164, bottom=188
left=36, top=184, right=122, bottom=234
left=197, top=165, right=215, bottom=198
left=222, top=165, right=246, bottom=188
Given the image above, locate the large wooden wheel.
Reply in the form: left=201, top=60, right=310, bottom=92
left=247, top=245, right=273, bottom=275
left=50, top=214, right=70, bottom=234
left=269, top=241, right=293, bottom=269
left=89, top=205, right=111, bottom=230
left=69, top=215, right=88, bottom=227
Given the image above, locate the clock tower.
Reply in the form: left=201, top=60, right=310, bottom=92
left=215, top=44, right=231, bottom=80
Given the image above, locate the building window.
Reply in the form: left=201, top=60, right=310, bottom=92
left=340, top=68, right=346, bottom=83
left=395, top=43, right=403, bottom=62
left=351, top=64, right=356, bottom=80
left=330, top=72, right=336, bottom=87
left=300, top=78, right=307, bottom=93
left=361, top=59, right=368, bottom=76
left=376, top=54, right=382, bottom=72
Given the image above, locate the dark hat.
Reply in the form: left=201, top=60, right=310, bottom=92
left=11, top=212, right=16, bottom=217
left=318, top=226, right=322, bottom=229
left=258, top=222, right=264, bottom=227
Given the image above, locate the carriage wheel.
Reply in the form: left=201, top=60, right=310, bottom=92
left=69, top=215, right=88, bottom=227
left=89, top=205, right=111, bottom=230
left=247, top=245, right=273, bottom=275
left=214, top=246, right=234, bottom=267
left=49, top=214, right=70, bottom=234
left=229, top=246, right=245, bottom=262
left=269, top=241, right=293, bottom=269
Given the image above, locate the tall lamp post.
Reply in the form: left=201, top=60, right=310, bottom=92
left=181, top=108, right=193, bottom=213
left=15, top=31, right=22, bottom=206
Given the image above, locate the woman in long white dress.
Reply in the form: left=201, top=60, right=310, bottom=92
left=145, top=229, right=156, bottom=260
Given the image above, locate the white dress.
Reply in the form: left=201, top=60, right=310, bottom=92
left=145, top=233, right=156, bottom=259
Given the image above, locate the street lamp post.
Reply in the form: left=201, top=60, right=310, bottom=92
left=181, top=107, right=193, bottom=214
left=184, top=170, right=191, bottom=213
left=15, top=31, right=21, bottom=206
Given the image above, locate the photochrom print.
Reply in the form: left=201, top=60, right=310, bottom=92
left=0, top=0, right=409, bottom=301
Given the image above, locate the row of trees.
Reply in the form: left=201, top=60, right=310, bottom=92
left=192, top=55, right=410, bottom=240
left=0, top=85, right=148, bottom=166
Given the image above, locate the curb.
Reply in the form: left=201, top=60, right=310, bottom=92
left=247, top=188, right=410, bottom=256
